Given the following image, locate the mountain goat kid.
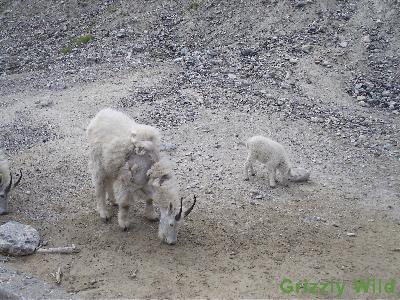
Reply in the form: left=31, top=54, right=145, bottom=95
left=0, top=150, right=22, bottom=214
left=244, top=135, right=292, bottom=188
left=87, top=108, right=196, bottom=244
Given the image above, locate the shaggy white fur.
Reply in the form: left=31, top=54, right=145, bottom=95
left=244, top=135, right=291, bottom=188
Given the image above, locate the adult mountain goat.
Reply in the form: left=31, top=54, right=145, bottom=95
left=87, top=108, right=196, bottom=244
left=0, top=150, right=22, bottom=214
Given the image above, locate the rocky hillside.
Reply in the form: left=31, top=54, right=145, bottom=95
left=1, top=0, right=399, bottom=111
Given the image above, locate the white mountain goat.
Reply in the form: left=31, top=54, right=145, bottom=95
left=87, top=108, right=196, bottom=244
left=0, top=150, right=22, bottom=214
left=243, top=135, right=310, bottom=187
left=244, top=135, right=292, bottom=188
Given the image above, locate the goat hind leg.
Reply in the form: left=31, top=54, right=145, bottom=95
left=266, top=163, right=277, bottom=188
left=106, top=179, right=117, bottom=206
left=138, top=189, right=158, bottom=221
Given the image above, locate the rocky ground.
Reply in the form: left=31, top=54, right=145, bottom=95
left=1, top=0, right=400, bottom=298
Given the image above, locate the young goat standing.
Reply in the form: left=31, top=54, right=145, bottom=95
left=244, top=135, right=291, bottom=188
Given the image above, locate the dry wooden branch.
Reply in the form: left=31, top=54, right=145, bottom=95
left=56, top=267, right=62, bottom=284
left=50, top=267, right=62, bottom=284
left=37, top=244, right=80, bottom=254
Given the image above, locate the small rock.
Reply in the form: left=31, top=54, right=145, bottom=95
left=289, top=167, right=310, bottom=182
left=0, top=221, right=40, bottom=256
left=116, top=30, right=127, bottom=38
left=362, top=35, right=371, bottom=43
left=346, top=232, right=356, bottom=237
left=240, top=49, right=258, bottom=57
left=295, top=0, right=307, bottom=8
left=180, top=47, right=189, bottom=56
left=0, top=255, right=9, bottom=262
left=321, top=60, right=330, bottom=67
left=160, top=143, right=177, bottom=152
left=339, top=41, right=348, bottom=48
left=357, top=95, right=366, bottom=101
left=301, top=44, right=312, bottom=53
left=36, top=100, right=54, bottom=108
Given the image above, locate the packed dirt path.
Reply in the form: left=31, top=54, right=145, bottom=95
left=1, top=62, right=399, bottom=299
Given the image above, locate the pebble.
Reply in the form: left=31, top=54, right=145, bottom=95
left=356, top=95, right=366, bottom=101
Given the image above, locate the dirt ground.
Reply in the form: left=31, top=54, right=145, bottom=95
left=0, top=60, right=399, bottom=299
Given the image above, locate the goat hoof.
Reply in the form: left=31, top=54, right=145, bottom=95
left=123, top=226, right=128, bottom=232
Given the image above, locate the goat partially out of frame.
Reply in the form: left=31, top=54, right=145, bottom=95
left=0, top=150, right=22, bottom=214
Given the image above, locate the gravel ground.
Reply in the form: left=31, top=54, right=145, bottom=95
left=1, top=0, right=400, bottom=298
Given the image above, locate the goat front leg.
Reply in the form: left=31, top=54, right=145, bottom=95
left=118, top=202, right=130, bottom=231
left=244, top=155, right=256, bottom=181
left=116, top=187, right=131, bottom=231
left=144, top=198, right=158, bottom=221
left=266, top=163, right=277, bottom=188
left=105, top=179, right=117, bottom=206
left=138, top=188, right=159, bottom=221
left=93, top=177, right=111, bottom=222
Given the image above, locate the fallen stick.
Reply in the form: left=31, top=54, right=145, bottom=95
left=37, top=244, right=80, bottom=254
left=56, top=267, right=62, bottom=284
left=50, top=267, right=62, bottom=284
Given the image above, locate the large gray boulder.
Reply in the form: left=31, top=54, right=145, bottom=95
left=0, top=221, right=40, bottom=256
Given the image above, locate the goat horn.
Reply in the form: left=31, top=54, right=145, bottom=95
left=175, top=197, right=183, bottom=221
left=184, top=195, right=197, bottom=218
left=4, top=173, right=12, bottom=194
left=13, top=169, right=22, bottom=188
